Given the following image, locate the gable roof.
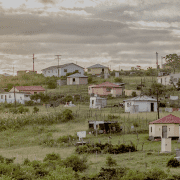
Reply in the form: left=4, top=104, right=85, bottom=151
left=91, top=82, right=121, bottom=88
left=15, top=86, right=45, bottom=91
left=150, top=114, right=180, bottom=124
left=42, top=63, right=84, bottom=71
left=67, top=73, right=88, bottom=78
left=86, top=64, right=108, bottom=69
left=124, top=95, right=157, bottom=102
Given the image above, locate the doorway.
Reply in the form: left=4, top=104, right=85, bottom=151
left=162, top=126, right=167, bottom=138
left=151, top=103, right=154, bottom=112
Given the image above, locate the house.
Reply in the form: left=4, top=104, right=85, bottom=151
left=41, top=63, right=84, bottom=77
left=0, top=92, right=31, bottom=104
left=124, top=95, right=157, bottom=113
left=157, top=73, right=180, bottom=87
left=90, top=95, right=107, bottom=108
left=86, top=64, right=109, bottom=75
left=9, top=86, right=45, bottom=95
left=149, top=114, right=180, bottom=140
left=88, top=82, right=123, bottom=97
left=67, top=73, right=88, bottom=85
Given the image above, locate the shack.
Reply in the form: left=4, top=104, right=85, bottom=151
left=90, top=95, right=107, bottom=108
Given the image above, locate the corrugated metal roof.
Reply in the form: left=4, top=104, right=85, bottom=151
left=42, top=63, right=84, bottom=71
left=150, top=114, right=180, bottom=124
left=124, top=95, right=157, bottom=101
left=67, top=73, right=88, bottom=78
left=91, top=82, right=121, bottom=88
left=86, top=64, right=108, bottom=69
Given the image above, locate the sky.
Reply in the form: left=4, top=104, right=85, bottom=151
left=0, top=0, right=180, bottom=75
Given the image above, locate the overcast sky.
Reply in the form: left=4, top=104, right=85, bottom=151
left=0, top=0, right=180, bottom=75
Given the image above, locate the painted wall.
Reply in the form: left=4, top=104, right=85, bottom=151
left=67, top=77, right=88, bottom=85
left=125, top=101, right=157, bottom=112
left=87, top=68, right=109, bottom=75
left=89, top=87, right=122, bottom=96
left=9, top=87, right=45, bottom=95
left=42, top=64, right=84, bottom=77
left=149, top=124, right=179, bottom=138
left=0, top=93, right=31, bottom=104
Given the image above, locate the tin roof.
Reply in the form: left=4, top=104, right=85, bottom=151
left=150, top=114, right=180, bottom=124
left=86, top=64, right=108, bottom=69
left=42, top=63, right=84, bottom=71
left=15, top=86, right=45, bottom=91
left=124, top=95, right=157, bottom=102
left=91, top=82, right=121, bottom=88
left=67, top=73, right=88, bottom=78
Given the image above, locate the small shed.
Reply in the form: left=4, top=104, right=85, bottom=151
left=124, top=95, right=157, bottom=113
left=149, top=114, right=180, bottom=140
left=67, top=73, right=88, bottom=85
left=88, top=120, right=119, bottom=133
left=90, top=96, right=107, bottom=108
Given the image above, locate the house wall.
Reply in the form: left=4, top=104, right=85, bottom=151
left=79, top=77, right=88, bottom=85
left=125, top=101, right=157, bottom=112
left=90, top=97, right=107, bottom=108
left=149, top=124, right=179, bottom=138
left=87, top=68, right=109, bottom=75
left=157, top=75, right=170, bottom=85
left=9, top=87, right=45, bottom=95
left=0, top=93, right=31, bottom=104
left=111, top=88, right=122, bottom=97
left=91, top=87, right=122, bottom=96
left=57, top=79, right=67, bottom=86
left=124, top=89, right=141, bottom=96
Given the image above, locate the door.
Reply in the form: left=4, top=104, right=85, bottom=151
left=151, top=103, right=154, bottom=112
left=162, top=126, right=167, bottom=138
left=102, top=68, right=104, bottom=73
left=5, top=95, right=7, bottom=102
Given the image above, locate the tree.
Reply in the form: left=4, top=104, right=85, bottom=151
left=165, top=53, right=180, bottom=73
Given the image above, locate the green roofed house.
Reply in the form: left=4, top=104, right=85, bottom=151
left=86, top=64, right=109, bottom=75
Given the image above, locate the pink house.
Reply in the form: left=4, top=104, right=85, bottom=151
left=9, top=86, right=45, bottom=95
left=88, top=82, right=123, bottom=97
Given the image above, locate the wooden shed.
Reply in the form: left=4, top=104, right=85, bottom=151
left=149, top=114, right=180, bottom=140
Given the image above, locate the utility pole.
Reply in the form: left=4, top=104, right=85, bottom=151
left=33, top=54, right=35, bottom=72
left=157, top=89, right=159, bottom=119
left=156, top=52, right=158, bottom=76
left=55, top=55, right=61, bottom=77
left=14, top=86, right=16, bottom=108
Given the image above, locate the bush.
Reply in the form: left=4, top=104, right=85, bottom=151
left=33, top=106, right=39, bottom=113
left=43, top=153, right=61, bottom=162
left=132, top=91, right=137, bottom=97
left=106, top=156, right=117, bottom=167
left=62, top=109, right=74, bottom=121
left=63, top=155, right=88, bottom=172
left=167, top=157, right=180, bottom=167
left=114, top=77, right=123, bottom=83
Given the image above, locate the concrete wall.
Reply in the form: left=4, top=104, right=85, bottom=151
left=90, top=87, right=122, bottom=96
left=0, top=93, right=31, bottom=104
left=87, top=68, right=109, bottom=75
left=67, top=77, right=88, bottom=85
left=124, top=89, right=141, bottom=96
left=125, top=101, right=157, bottom=113
left=149, top=124, right=179, bottom=138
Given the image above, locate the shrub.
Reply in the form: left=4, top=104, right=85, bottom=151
left=43, top=153, right=61, bottom=162
left=106, top=156, right=117, bottom=167
left=167, top=157, right=180, bottom=167
left=114, top=77, right=123, bottom=83
left=33, top=106, right=39, bottom=113
left=62, top=109, right=74, bottom=121
left=132, top=91, right=137, bottom=97
left=18, top=106, right=29, bottom=114
left=63, top=155, right=88, bottom=172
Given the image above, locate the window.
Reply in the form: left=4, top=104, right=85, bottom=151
left=151, top=127, right=152, bottom=132
left=20, top=97, right=22, bottom=100
left=73, top=78, right=75, bottom=82
left=92, top=100, right=94, bottom=104
left=9, top=94, right=12, bottom=98
left=1, top=95, right=3, bottom=99
left=64, top=69, right=67, bottom=72
left=106, top=87, right=111, bottom=92
left=127, top=102, right=131, bottom=107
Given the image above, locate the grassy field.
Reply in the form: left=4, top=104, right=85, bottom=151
left=0, top=103, right=180, bottom=177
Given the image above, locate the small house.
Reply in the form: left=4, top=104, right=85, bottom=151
left=9, top=86, right=45, bottom=95
left=88, top=82, right=123, bottom=97
left=67, top=73, right=88, bottom=85
left=42, top=63, right=84, bottom=77
left=124, top=95, right=157, bottom=113
left=86, top=64, right=109, bottom=75
left=149, top=114, right=180, bottom=140
left=90, top=95, right=107, bottom=108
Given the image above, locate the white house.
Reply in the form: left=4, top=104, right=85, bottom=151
left=90, top=96, right=107, bottom=108
left=0, top=92, right=31, bottom=104
left=124, top=95, right=157, bottom=113
left=157, top=73, right=180, bottom=87
left=67, top=73, right=88, bottom=85
left=149, top=114, right=180, bottom=140
left=41, top=63, right=84, bottom=77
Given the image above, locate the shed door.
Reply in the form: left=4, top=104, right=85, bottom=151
left=151, top=103, right=154, bottom=112
left=162, top=126, right=167, bottom=138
